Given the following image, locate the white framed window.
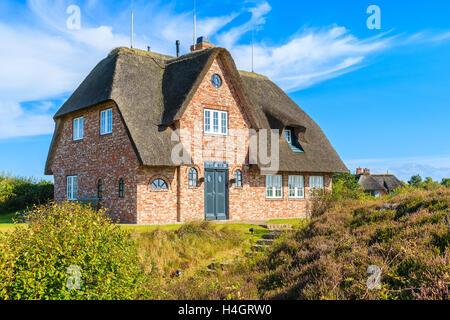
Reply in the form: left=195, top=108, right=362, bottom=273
left=73, top=117, right=84, bottom=141
left=204, top=109, right=228, bottom=135
left=288, top=175, right=304, bottom=198
left=100, top=109, right=112, bottom=135
left=285, top=129, right=292, bottom=144
left=309, top=176, right=324, bottom=197
left=188, top=168, right=198, bottom=187
left=67, top=176, right=78, bottom=200
left=266, top=175, right=282, bottom=199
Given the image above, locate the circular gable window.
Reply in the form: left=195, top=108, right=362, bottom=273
left=211, top=74, right=222, bottom=88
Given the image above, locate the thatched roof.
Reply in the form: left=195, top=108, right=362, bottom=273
left=45, top=46, right=347, bottom=175
left=358, top=174, right=404, bottom=193
left=358, top=175, right=386, bottom=192
left=372, top=175, right=404, bottom=193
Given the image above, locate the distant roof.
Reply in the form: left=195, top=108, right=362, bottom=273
left=358, top=174, right=404, bottom=192
left=46, top=47, right=348, bottom=175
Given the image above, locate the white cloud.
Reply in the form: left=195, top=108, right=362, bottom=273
left=345, top=156, right=450, bottom=182
left=0, top=101, right=55, bottom=139
left=0, top=0, right=449, bottom=139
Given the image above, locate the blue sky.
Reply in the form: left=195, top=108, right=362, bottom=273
left=0, top=0, right=449, bottom=182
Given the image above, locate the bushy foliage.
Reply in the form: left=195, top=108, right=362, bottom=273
left=407, top=174, right=449, bottom=190
left=255, top=188, right=450, bottom=300
left=0, top=173, right=53, bottom=214
left=0, top=202, right=144, bottom=300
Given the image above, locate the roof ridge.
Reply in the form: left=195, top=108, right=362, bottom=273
left=108, top=47, right=174, bottom=61
left=165, top=47, right=218, bottom=66
left=238, top=70, right=269, bottom=80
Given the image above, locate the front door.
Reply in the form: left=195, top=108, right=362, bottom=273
left=204, top=162, right=229, bottom=221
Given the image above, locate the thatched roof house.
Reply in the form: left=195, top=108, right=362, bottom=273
left=45, top=39, right=348, bottom=224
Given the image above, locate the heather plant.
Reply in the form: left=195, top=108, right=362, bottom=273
left=0, top=202, right=144, bottom=300
left=255, top=188, right=450, bottom=300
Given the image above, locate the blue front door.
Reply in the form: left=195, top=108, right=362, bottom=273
left=204, top=162, right=229, bottom=221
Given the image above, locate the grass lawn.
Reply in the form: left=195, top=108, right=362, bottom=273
left=266, top=218, right=309, bottom=228
left=0, top=212, right=18, bottom=232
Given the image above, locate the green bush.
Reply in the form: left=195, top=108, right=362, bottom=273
left=0, top=174, right=53, bottom=215
left=0, top=202, right=144, bottom=300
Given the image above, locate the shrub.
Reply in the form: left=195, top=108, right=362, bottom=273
left=0, top=174, right=53, bottom=215
left=0, top=202, right=144, bottom=300
left=255, top=188, right=450, bottom=300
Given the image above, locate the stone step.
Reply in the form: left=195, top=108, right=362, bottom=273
left=261, top=223, right=293, bottom=231
left=251, top=244, right=268, bottom=252
left=257, top=239, right=274, bottom=246
left=207, top=259, right=235, bottom=271
left=262, top=231, right=281, bottom=240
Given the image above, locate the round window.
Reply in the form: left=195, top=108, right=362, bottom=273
left=211, top=74, right=222, bottom=88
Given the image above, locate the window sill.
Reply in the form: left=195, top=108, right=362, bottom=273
left=265, top=197, right=284, bottom=200
left=288, top=197, right=305, bottom=200
left=72, top=138, right=83, bottom=142
left=204, top=132, right=228, bottom=137
left=100, top=132, right=112, bottom=136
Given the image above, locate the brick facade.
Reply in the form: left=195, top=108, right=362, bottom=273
left=50, top=56, right=332, bottom=225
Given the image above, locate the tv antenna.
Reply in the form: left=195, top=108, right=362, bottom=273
left=193, top=0, right=197, bottom=46
left=251, top=28, right=255, bottom=72
left=130, top=1, right=134, bottom=48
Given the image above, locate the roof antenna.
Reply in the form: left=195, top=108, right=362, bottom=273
left=130, top=1, right=134, bottom=48
left=193, top=0, right=197, bottom=46
left=251, top=28, right=255, bottom=73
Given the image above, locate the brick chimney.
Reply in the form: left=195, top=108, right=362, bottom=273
left=363, top=168, right=371, bottom=175
left=191, top=36, right=215, bottom=52
left=356, top=168, right=363, bottom=175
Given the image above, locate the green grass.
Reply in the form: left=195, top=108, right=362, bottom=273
left=266, top=218, right=309, bottom=228
left=0, top=212, right=16, bottom=224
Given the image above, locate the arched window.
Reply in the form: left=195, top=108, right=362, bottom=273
left=118, top=178, right=124, bottom=198
left=188, top=168, right=198, bottom=187
left=151, top=178, right=168, bottom=191
left=234, top=170, right=243, bottom=188
left=97, top=179, right=103, bottom=199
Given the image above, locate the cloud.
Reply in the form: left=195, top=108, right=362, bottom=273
left=345, top=156, right=450, bottom=182
left=0, top=0, right=449, bottom=139
left=0, top=101, right=55, bottom=139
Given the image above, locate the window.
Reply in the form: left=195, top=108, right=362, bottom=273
left=235, top=170, right=243, bottom=188
left=373, top=190, right=381, bottom=198
left=204, top=109, right=228, bottom=135
left=151, top=178, right=168, bottom=191
left=118, top=179, right=124, bottom=198
left=266, top=175, right=282, bottom=199
left=188, top=168, right=198, bottom=187
left=100, top=109, right=112, bottom=135
left=288, top=175, right=304, bottom=198
left=285, top=129, right=292, bottom=144
left=97, top=179, right=103, bottom=199
left=309, top=176, right=324, bottom=197
left=73, top=117, right=84, bottom=141
left=67, top=176, right=78, bottom=200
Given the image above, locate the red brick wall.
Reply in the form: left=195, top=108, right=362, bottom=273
left=50, top=102, right=139, bottom=223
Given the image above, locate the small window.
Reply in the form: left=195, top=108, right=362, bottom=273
left=73, top=117, right=84, bottom=141
left=309, top=176, right=324, bottom=197
left=289, top=175, right=304, bottom=198
left=151, top=178, right=168, bottom=191
left=97, top=179, right=103, bottom=199
left=100, top=109, right=113, bottom=135
left=285, top=129, right=292, bottom=144
left=67, top=176, right=78, bottom=200
left=266, top=175, right=282, bottom=199
left=118, top=179, right=124, bottom=198
left=188, top=168, right=198, bottom=187
left=235, top=170, right=243, bottom=188
left=204, top=109, right=228, bottom=135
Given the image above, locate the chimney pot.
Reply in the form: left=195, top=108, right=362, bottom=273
left=190, top=36, right=215, bottom=52
left=176, top=40, right=180, bottom=57
left=364, top=168, right=371, bottom=175
left=356, top=168, right=363, bottom=175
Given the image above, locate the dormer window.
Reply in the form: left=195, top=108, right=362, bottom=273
left=284, top=129, right=292, bottom=144
left=284, top=127, right=304, bottom=153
